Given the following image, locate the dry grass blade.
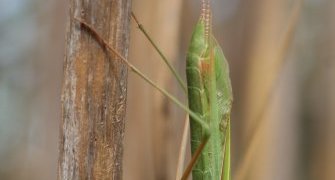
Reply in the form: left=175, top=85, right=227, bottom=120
left=175, top=115, right=190, bottom=180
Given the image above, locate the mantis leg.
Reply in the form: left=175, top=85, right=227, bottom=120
left=130, top=14, right=193, bottom=180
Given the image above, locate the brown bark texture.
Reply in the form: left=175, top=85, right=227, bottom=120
left=58, top=0, right=131, bottom=179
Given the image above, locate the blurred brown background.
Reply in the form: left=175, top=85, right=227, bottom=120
left=0, top=0, right=334, bottom=179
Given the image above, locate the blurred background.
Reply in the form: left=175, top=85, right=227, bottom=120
left=0, top=0, right=334, bottom=179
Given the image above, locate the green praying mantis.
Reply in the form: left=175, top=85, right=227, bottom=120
left=75, top=0, right=232, bottom=179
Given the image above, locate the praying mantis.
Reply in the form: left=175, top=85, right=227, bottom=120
left=75, top=0, right=232, bottom=179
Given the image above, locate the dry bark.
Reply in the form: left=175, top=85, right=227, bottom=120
left=58, top=0, right=131, bottom=179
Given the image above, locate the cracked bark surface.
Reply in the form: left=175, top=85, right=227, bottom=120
left=58, top=0, right=131, bottom=179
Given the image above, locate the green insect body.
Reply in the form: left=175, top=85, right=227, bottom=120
left=186, top=11, right=233, bottom=180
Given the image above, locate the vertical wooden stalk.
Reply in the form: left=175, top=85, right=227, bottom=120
left=58, top=0, right=131, bottom=179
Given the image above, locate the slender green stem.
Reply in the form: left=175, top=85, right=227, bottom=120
left=131, top=12, right=187, bottom=93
